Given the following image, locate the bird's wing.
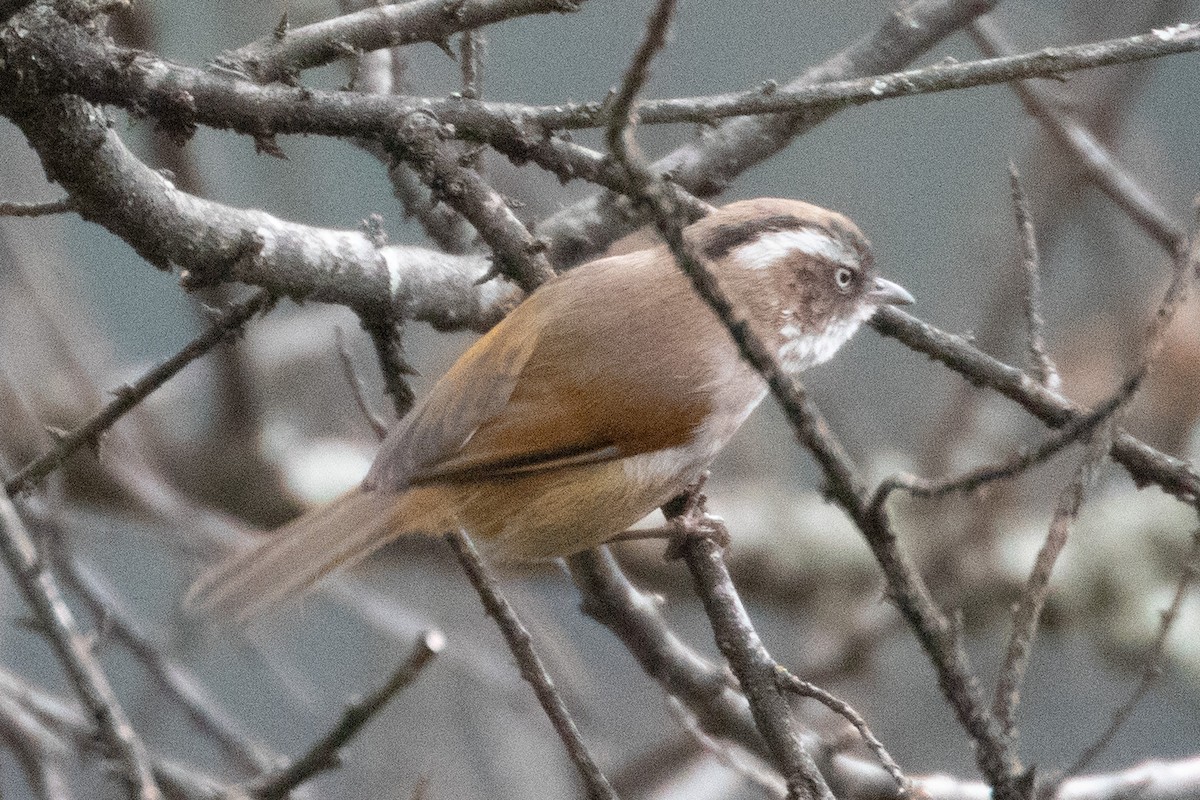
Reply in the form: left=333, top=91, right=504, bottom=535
left=365, top=254, right=715, bottom=490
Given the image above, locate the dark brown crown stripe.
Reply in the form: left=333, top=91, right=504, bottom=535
left=700, top=214, right=804, bottom=260
left=700, top=215, right=871, bottom=264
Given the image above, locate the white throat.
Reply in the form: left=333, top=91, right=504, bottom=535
left=777, top=302, right=877, bottom=374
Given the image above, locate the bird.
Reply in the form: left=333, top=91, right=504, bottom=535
left=186, top=198, right=913, bottom=620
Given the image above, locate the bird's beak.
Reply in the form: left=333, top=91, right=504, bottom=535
left=868, top=276, right=914, bottom=306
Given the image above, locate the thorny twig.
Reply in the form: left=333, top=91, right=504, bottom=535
left=216, top=0, right=587, bottom=84
left=5, top=290, right=274, bottom=497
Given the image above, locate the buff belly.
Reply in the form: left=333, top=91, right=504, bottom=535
left=392, top=452, right=701, bottom=561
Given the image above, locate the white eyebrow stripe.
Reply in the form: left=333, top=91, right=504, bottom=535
left=733, top=227, right=859, bottom=271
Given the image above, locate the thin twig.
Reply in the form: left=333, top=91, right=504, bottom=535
left=4, top=290, right=274, bottom=497
left=1008, top=164, right=1059, bottom=389
left=1067, top=527, right=1200, bottom=776
left=446, top=530, right=619, bottom=800
left=869, top=371, right=1138, bottom=511
left=0, top=493, right=162, bottom=800
left=334, top=326, right=390, bottom=439
left=970, top=17, right=1188, bottom=257
left=52, top=548, right=274, bottom=774
left=774, top=670, right=908, bottom=795
left=248, top=630, right=444, bottom=800
left=992, top=198, right=1199, bottom=739
left=459, top=30, right=486, bottom=173
left=0, top=197, right=72, bottom=217
left=0, top=685, right=74, bottom=800
left=460, top=30, right=485, bottom=101
left=992, top=425, right=1112, bottom=739
left=17, top=8, right=1200, bottom=148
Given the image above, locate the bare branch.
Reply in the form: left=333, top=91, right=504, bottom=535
left=248, top=630, right=444, bottom=800
left=446, top=530, right=619, bottom=800
left=0, top=197, right=71, bottom=217
left=6, top=93, right=515, bottom=330
left=518, top=22, right=1200, bottom=132
left=679, top=524, right=835, bottom=800
left=0, top=493, right=162, bottom=800
left=774, top=671, right=907, bottom=796
left=1008, top=164, right=1060, bottom=390
left=871, top=307, right=1200, bottom=502
left=1067, top=529, right=1200, bottom=776
left=567, top=549, right=768, bottom=757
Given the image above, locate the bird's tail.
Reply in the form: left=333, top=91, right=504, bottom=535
left=184, top=487, right=410, bottom=623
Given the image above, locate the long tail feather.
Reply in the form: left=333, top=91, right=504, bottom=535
left=184, top=487, right=403, bottom=623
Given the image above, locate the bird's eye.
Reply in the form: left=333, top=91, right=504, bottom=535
left=834, top=267, right=854, bottom=290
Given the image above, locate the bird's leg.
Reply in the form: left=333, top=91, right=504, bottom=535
left=661, top=472, right=730, bottom=559
left=601, top=473, right=729, bottom=553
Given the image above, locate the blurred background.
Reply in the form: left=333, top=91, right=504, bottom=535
left=1, top=0, right=1198, bottom=797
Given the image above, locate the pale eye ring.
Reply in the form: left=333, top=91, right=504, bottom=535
left=834, top=267, right=854, bottom=290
